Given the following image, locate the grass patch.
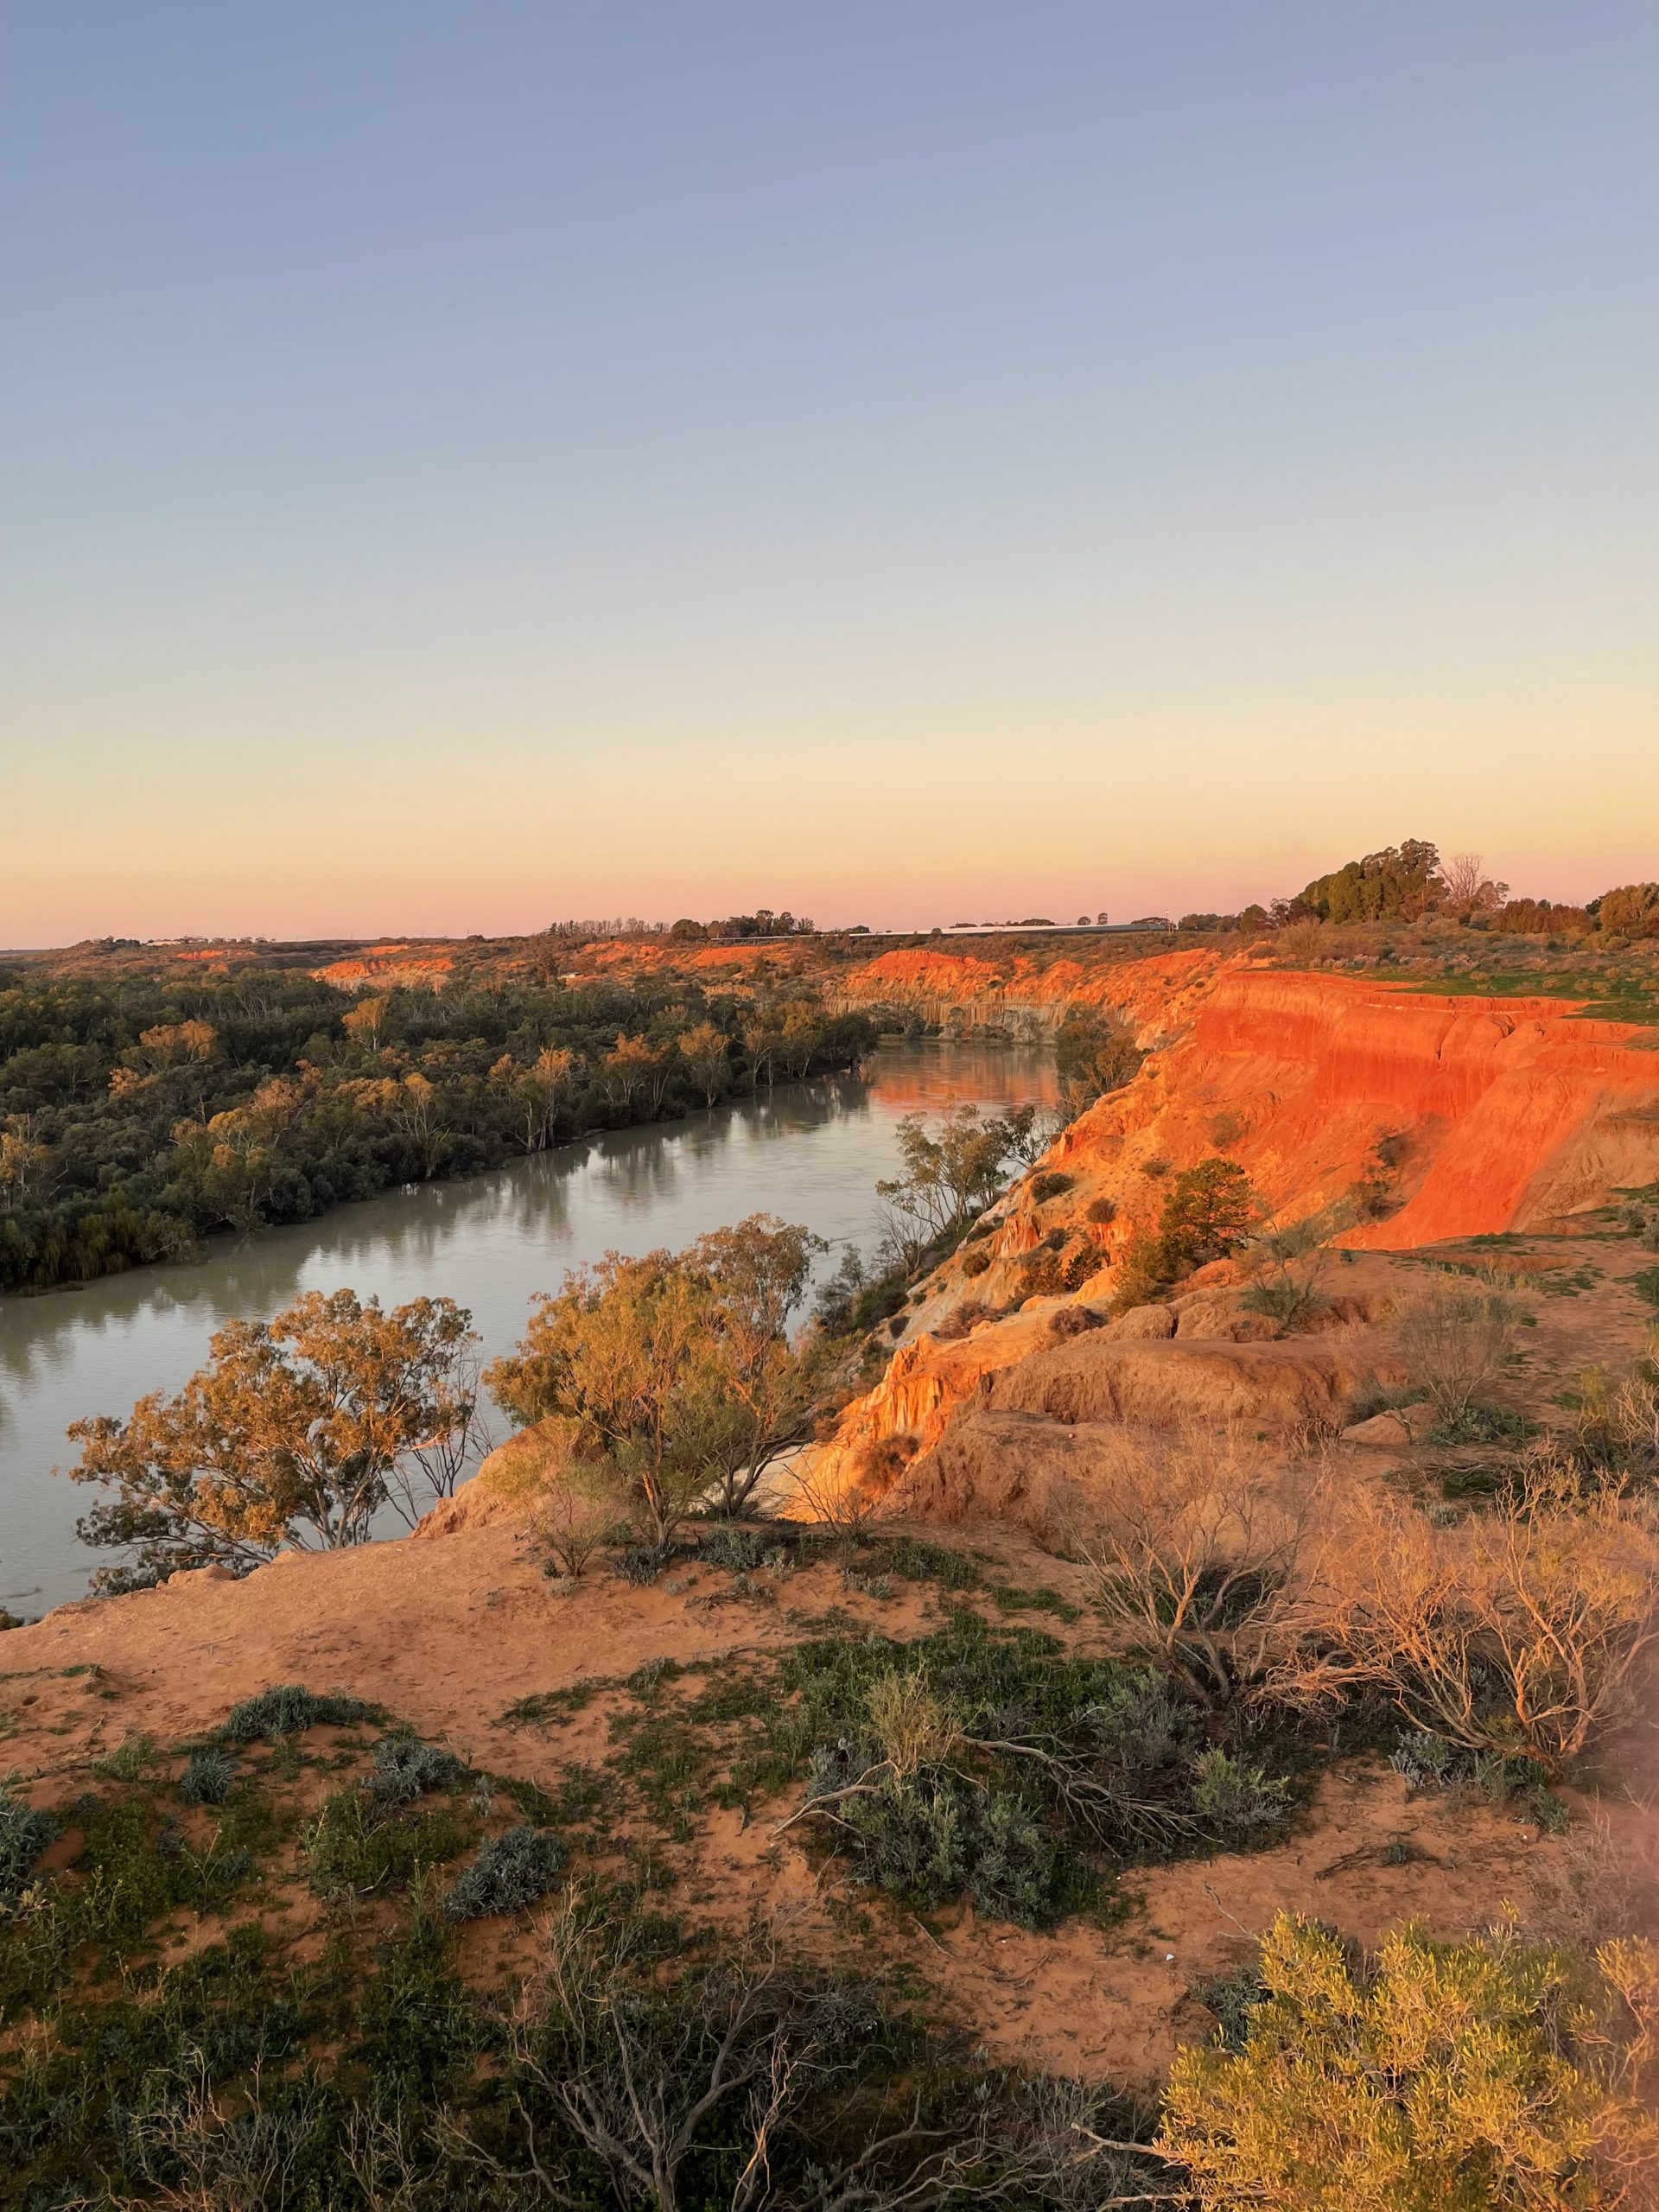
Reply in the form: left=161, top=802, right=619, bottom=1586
left=219, top=1683, right=380, bottom=1741
left=304, top=1783, right=477, bottom=1903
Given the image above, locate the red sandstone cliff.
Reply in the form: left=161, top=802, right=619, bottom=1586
left=810, top=959, right=1659, bottom=1506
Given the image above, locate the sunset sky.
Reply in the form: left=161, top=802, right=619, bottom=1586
left=3, top=3, right=1655, bottom=944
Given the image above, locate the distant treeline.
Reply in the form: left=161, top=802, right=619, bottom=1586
left=0, top=969, right=876, bottom=1292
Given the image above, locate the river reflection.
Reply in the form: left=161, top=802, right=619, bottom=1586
left=0, top=1044, right=1054, bottom=1611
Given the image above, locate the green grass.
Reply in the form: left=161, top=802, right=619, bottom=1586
left=1421, top=968, right=1659, bottom=1022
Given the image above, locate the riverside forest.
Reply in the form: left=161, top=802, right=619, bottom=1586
left=0, top=951, right=878, bottom=1293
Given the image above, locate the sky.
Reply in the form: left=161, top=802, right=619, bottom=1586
left=2, top=3, right=1656, bottom=944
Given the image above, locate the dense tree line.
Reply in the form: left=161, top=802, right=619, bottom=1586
left=0, top=966, right=876, bottom=1291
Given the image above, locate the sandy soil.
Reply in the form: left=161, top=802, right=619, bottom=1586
left=7, top=1515, right=1647, bottom=2087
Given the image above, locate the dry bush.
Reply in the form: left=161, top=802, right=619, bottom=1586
left=1318, top=1459, right=1659, bottom=1773
left=1391, top=1275, right=1516, bottom=1423
left=115, top=2053, right=334, bottom=2212
left=1072, top=1427, right=1331, bottom=1703
left=933, top=1297, right=995, bottom=1342
left=1047, top=1302, right=1104, bottom=1344
left=865, top=1666, right=963, bottom=1775
left=789, top=1441, right=906, bottom=1538
left=1528, top=1808, right=1659, bottom=1954
left=1573, top=1351, right=1659, bottom=1474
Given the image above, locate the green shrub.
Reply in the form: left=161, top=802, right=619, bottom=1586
left=305, top=1787, right=474, bottom=1899
left=1160, top=1914, right=1659, bottom=2209
left=813, top=1756, right=1070, bottom=1927
left=1188, top=1750, right=1290, bottom=1842
left=90, top=1732, right=158, bottom=1782
left=1426, top=1400, right=1531, bottom=1446
left=221, top=1684, right=377, bottom=1741
left=962, top=1246, right=992, bottom=1278
left=1085, top=1195, right=1116, bottom=1224
left=0, top=1786, right=54, bottom=1903
left=699, top=1526, right=765, bottom=1573
left=368, top=1735, right=466, bottom=1803
left=1032, top=1171, right=1071, bottom=1204
left=445, top=1827, right=563, bottom=1920
left=177, top=1747, right=238, bottom=1805
left=1634, top=1265, right=1659, bottom=1311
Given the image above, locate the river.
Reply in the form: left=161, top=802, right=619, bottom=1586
left=0, top=1043, right=1056, bottom=1613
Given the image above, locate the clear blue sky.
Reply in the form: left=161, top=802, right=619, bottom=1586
left=3, top=3, right=1655, bottom=939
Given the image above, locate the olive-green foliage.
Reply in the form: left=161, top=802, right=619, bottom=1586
left=768, top=1618, right=1294, bottom=1923
left=220, top=1683, right=378, bottom=1741
left=809, top=1756, right=1077, bottom=1927
left=0, top=1785, right=53, bottom=1903
left=1161, top=1913, right=1659, bottom=2210
left=367, top=1732, right=466, bottom=1803
left=445, top=1826, right=564, bottom=1921
left=176, top=1745, right=238, bottom=1805
left=1300, top=839, right=1442, bottom=925
left=304, top=1783, right=477, bottom=1901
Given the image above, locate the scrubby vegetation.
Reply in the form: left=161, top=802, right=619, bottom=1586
left=1161, top=1913, right=1659, bottom=2209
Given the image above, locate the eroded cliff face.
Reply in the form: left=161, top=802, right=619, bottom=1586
left=831, top=944, right=1223, bottom=1040
left=811, top=960, right=1659, bottom=1509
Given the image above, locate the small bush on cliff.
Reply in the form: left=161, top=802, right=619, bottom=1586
left=961, top=1245, right=991, bottom=1278
left=1031, top=1170, right=1071, bottom=1204
left=1112, top=1159, right=1260, bottom=1310
left=1054, top=1008, right=1143, bottom=1113
left=1160, top=1913, right=1659, bottom=2210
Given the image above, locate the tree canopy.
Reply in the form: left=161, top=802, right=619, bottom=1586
left=64, top=1289, right=484, bottom=1590
left=485, top=1214, right=829, bottom=1544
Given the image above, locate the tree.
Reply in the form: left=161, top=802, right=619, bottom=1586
left=875, top=1105, right=1016, bottom=1275
left=1160, top=1912, right=1659, bottom=2211
left=514, top=1045, right=581, bottom=1152
left=677, top=1021, right=732, bottom=1109
left=1053, top=1009, right=1144, bottom=1114
left=341, top=995, right=391, bottom=1051
left=486, top=1220, right=829, bottom=1541
left=1300, top=840, right=1443, bottom=925
left=0, top=1122, right=52, bottom=1211
left=690, top=1215, right=829, bottom=1514
left=1440, top=851, right=1509, bottom=920
left=603, top=1034, right=669, bottom=1116
left=64, top=1290, right=485, bottom=1588
left=1156, top=1158, right=1258, bottom=1272
left=1594, top=884, right=1659, bottom=939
